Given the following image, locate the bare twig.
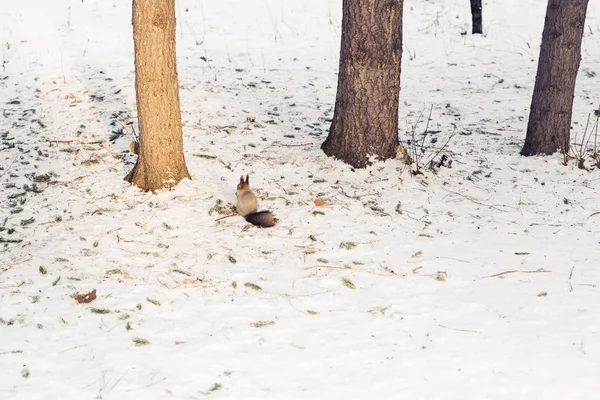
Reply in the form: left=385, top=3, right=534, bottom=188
left=0, top=238, right=22, bottom=244
left=567, top=111, right=600, bottom=169
left=569, top=266, right=575, bottom=292
left=48, top=139, right=75, bottom=144
left=424, top=127, right=457, bottom=167
left=116, top=120, right=138, bottom=142
left=0, top=349, right=24, bottom=356
left=214, top=214, right=237, bottom=222
left=439, top=325, right=481, bottom=334
left=171, top=269, right=192, bottom=276
left=419, top=104, right=434, bottom=151
left=438, top=183, right=513, bottom=212
left=338, top=187, right=380, bottom=200
left=0, top=154, right=20, bottom=179
left=303, top=265, right=351, bottom=271
left=401, top=105, right=454, bottom=174
left=279, top=143, right=313, bottom=147
left=485, top=268, right=552, bottom=278
left=1, top=255, right=33, bottom=275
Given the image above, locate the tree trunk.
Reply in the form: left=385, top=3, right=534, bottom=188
left=470, top=0, right=482, bottom=34
left=521, top=0, right=589, bottom=157
left=321, top=0, right=403, bottom=169
left=127, top=0, right=190, bottom=191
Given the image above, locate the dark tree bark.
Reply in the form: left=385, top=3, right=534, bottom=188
left=321, top=0, right=403, bottom=169
left=521, top=0, right=589, bottom=157
left=470, top=0, right=482, bottom=34
left=126, top=0, right=191, bottom=191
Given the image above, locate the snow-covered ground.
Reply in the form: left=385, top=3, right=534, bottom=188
left=2, top=0, right=600, bottom=398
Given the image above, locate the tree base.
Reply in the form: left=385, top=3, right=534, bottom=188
left=124, top=157, right=190, bottom=192
left=321, top=137, right=397, bottom=169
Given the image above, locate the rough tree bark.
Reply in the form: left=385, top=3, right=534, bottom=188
left=470, top=0, right=482, bottom=34
left=521, top=0, right=589, bottom=157
left=126, top=0, right=191, bottom=191
left=321, top=0, right=403, bottom=169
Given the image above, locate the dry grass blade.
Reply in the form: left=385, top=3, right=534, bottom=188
left=250, top=320, right=275, bottom=328
left=244, top=282, right=262, bottom=291
left=133, top=337, right=150, bottom=346
left=341, top=277, right=356, bottom=289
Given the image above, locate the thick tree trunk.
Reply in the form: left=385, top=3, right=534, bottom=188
left=321, top=0, right=403, bottom=169
left=470, top=0, right=482, bottom=34
left=127, top=0, right=190, bottom=191
left=521, top=0, right=589, bottom=157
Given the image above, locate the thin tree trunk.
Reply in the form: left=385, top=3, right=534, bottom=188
left=321, top=0, right=403, bottom=169
left=470, top=0, right=482, bottom=34
left=127, top=0, right=190, bottom=191
left=521, top=0, right=589, bottom=157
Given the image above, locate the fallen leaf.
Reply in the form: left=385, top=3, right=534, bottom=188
left=314, top=197, right=326, bottom=206
left=395, top=144, right=413, bottom=165
left=129, top=141, right=139, bottom=155
left=74, top=289, right=96, bottom=304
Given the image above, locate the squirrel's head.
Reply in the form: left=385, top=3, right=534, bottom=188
left=236, top=175, right=250, bottom=195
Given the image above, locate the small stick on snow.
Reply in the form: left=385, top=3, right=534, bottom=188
left=569, top=266, right=575, bottom=292
left=157, top=276, right=178, bottom=290
left=303, top=265, right=349, bottom=271
left=172, top=269, right=192, bottom=276
left=0, top=255, right=32, bottom=275
left=214, top=214, right=237, bottom=222
left=0, top=238, right=23, bottom=243
left=338, top=187, right=380, bottom=199
left=0, top=154, right=20, bottom=179
left=302, top=265, right=397, bottom=277
left=485, top=268, right=552, bottom=278
left=48, top=139, right=76, bottom=144
left=438, top=183, right=512, bottom=212
left=278, top=142, right=313, bottom=147
left=439, top=325, right=481, bottom=334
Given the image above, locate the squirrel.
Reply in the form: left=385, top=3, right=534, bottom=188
left=235, top=175, right=277, bottom=228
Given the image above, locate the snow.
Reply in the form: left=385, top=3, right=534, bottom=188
left=1, top=0, right=600, bottom=398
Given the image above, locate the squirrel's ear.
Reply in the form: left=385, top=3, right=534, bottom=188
left=239, top=175, right=244, bottom=183
left=246, top=174, right=250, bottom=184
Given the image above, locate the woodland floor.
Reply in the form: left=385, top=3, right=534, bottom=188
left=2, top=0, right=600, bottom=399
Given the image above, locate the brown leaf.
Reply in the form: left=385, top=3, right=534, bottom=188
left=129, top=141, right=139, bottom=155
left=74, top=289, right=97, bottom=304
left=395, top=145, right=413, bottom=165
left=314, top=198, right=326, bottom=207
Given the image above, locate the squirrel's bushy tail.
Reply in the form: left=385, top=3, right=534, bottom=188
left=245, top=211, right=277, bottom=228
